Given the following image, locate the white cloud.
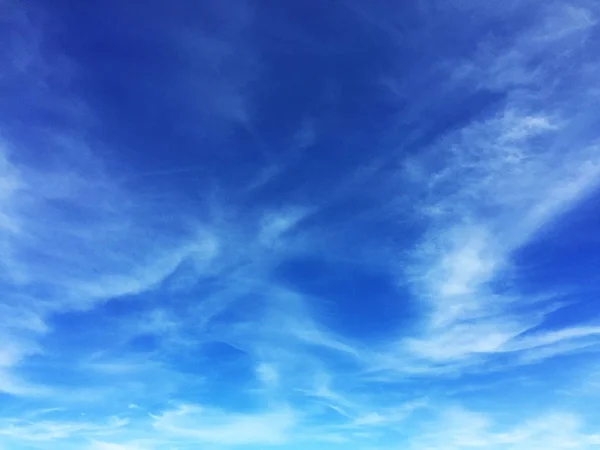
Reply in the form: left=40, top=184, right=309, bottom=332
left=384, top=1, right=600, bottom=371
left=535, top=4, right=597, bottom=42
left=0, top=370, right=48, bottom=397
left=256, top=362, right=280, bottom=388
left=1, top=2, right=599, bottom=450
left=258, top=207, right=308, bottom=247
left=151, top=404, right=296, bottom=445
left=349, top=401, right=425, bottom=429
left=0, top=134, right=220, bottom=397
left=406, top=320, right=528, bottom=362
left=0, top=415, right=128, bottom=443
left=89, top=442, right=146, bottom=450
left=67, top=231, right=219, bottom=304
left=508, top=326, right=600, bottom=351
left=410, top=408, right=600, bottom=450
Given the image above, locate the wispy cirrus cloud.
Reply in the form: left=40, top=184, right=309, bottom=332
left=1, top=0, right=600, bottom=449
left=89, top=442, right=147, bottom=450
left=410, top=408, right=600, bottom=450
left=0, top=415, right=128, bottom=443
left=371, top=0, right=600, bottom=375
left=151, top=403, right=295, bottom=446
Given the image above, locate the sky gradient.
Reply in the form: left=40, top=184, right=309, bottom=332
left=2, top=0, right=600, bottom=449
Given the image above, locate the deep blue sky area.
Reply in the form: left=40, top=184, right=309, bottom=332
left=2, top=0, right=600, bottom=449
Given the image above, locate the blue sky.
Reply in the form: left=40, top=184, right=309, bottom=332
left=1, top=0, right=600, bottom=449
